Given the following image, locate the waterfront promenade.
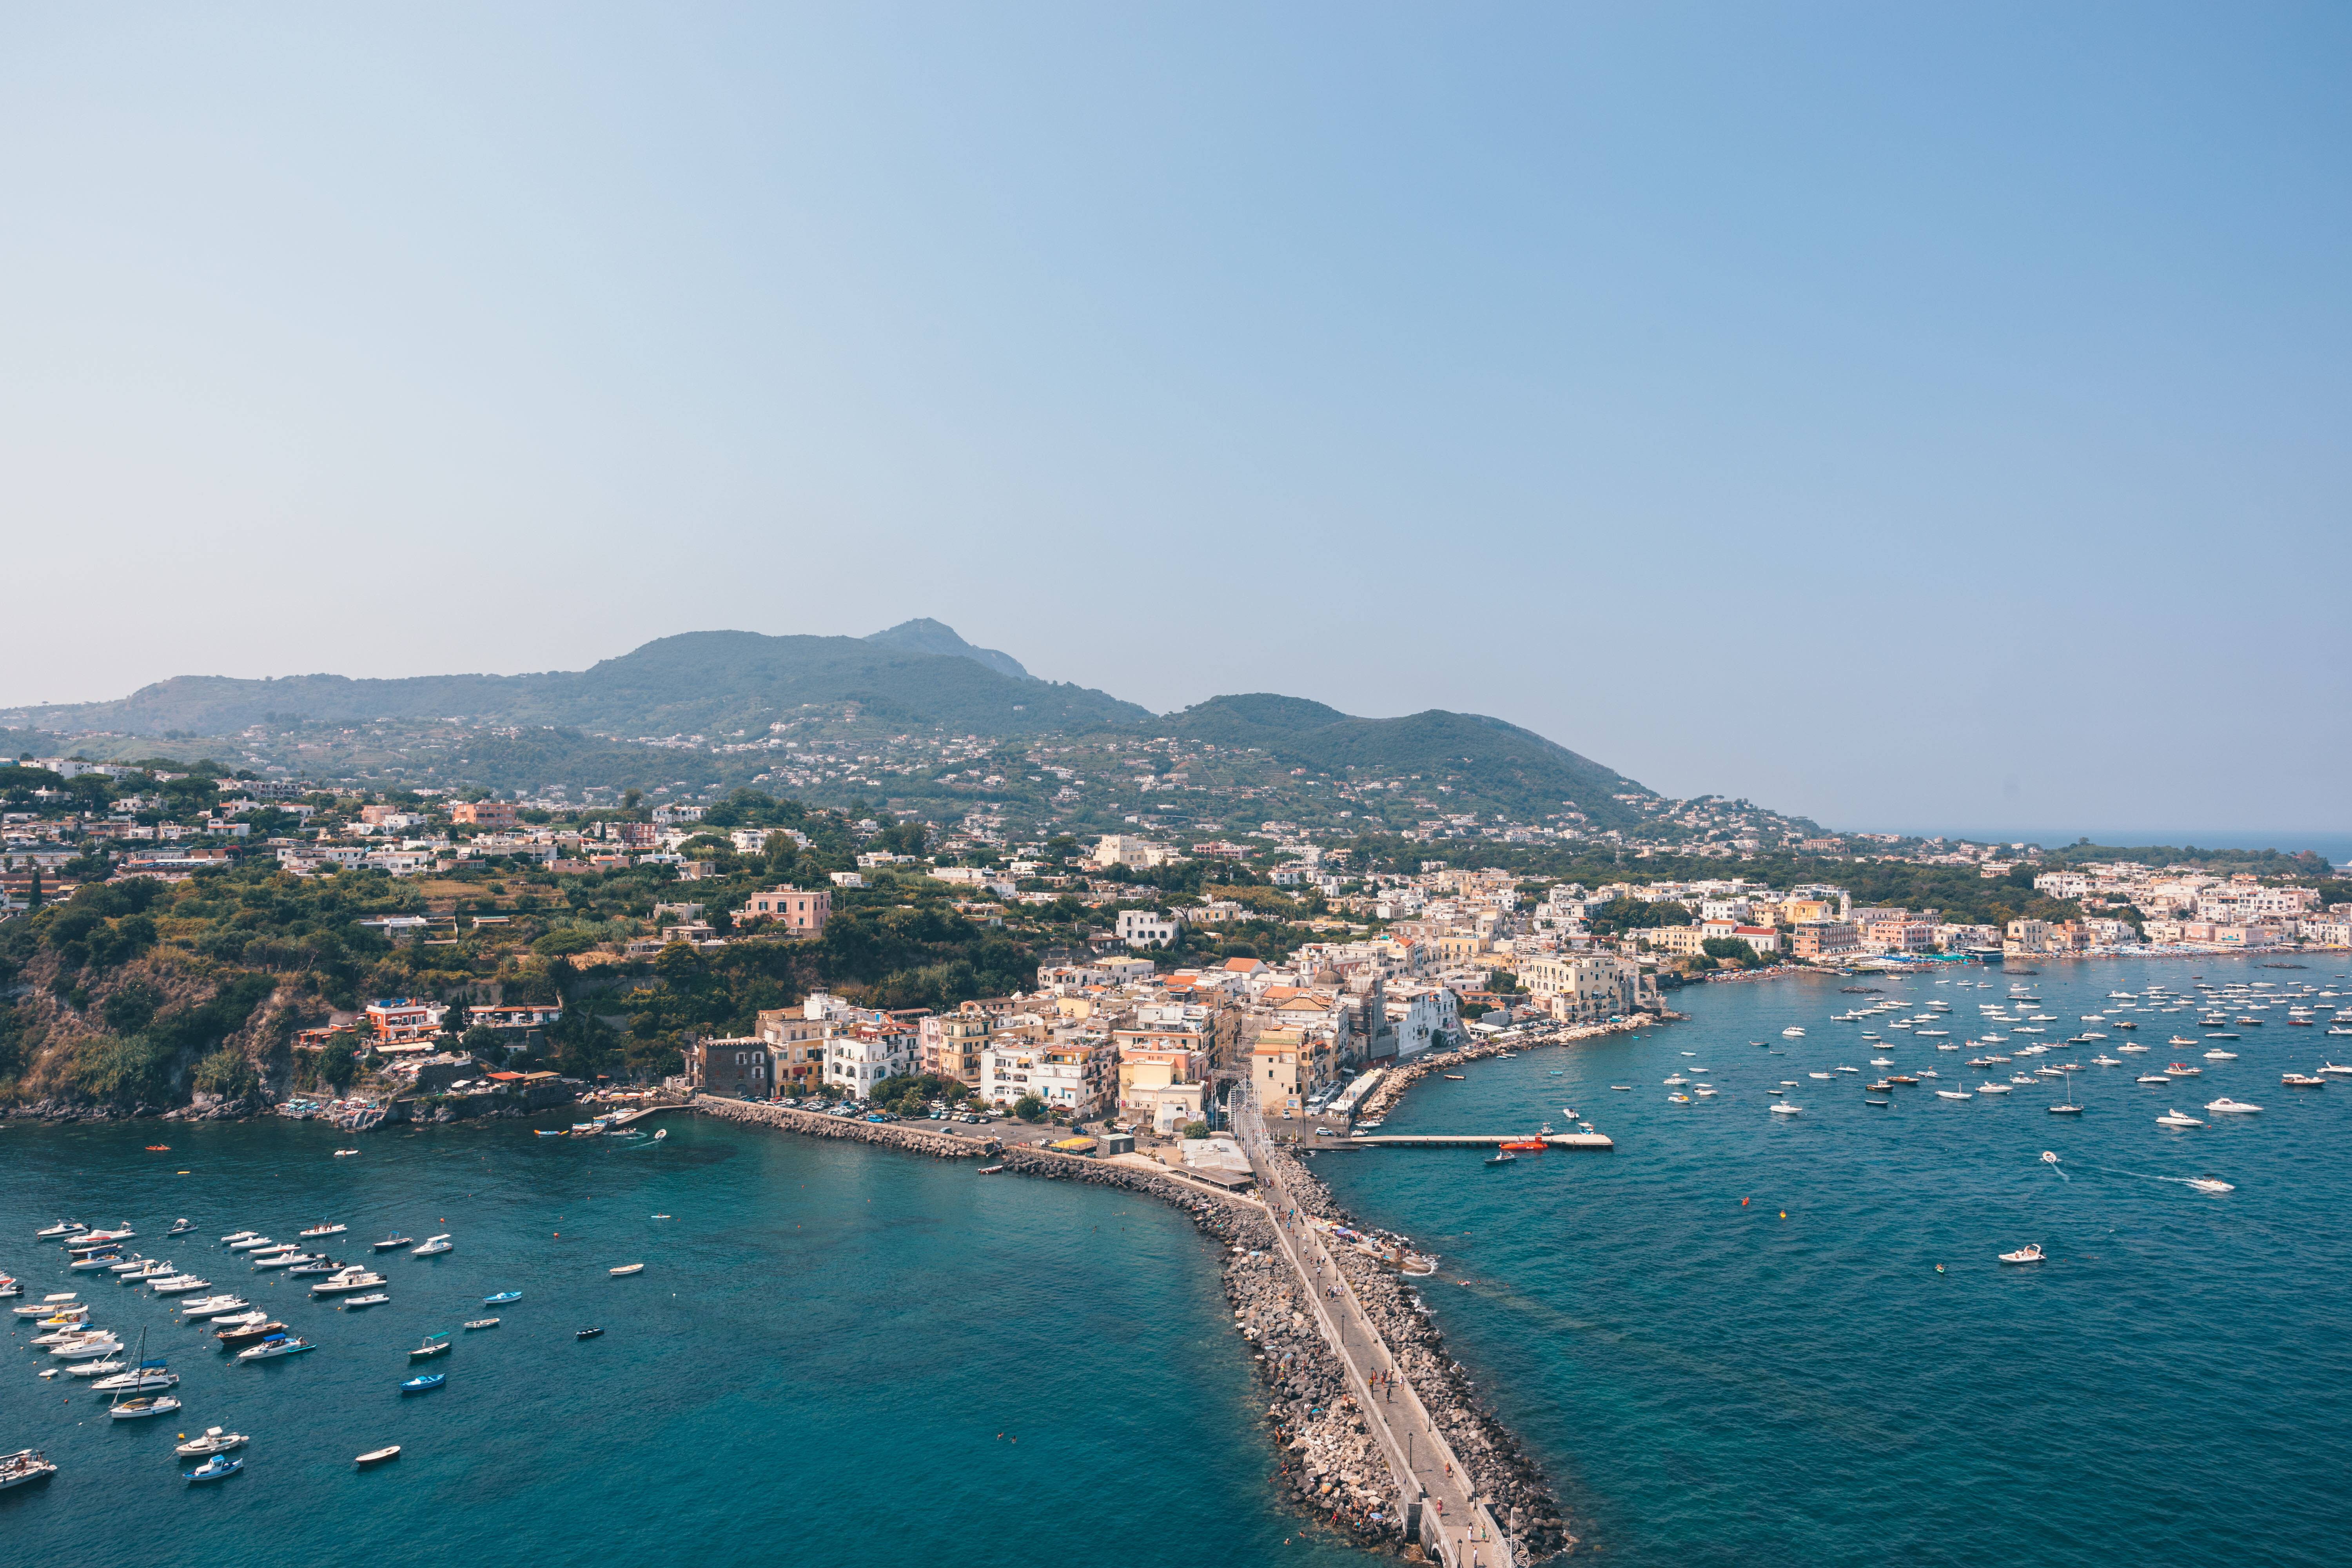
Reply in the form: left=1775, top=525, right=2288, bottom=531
left=1236, top=1086, right=1516, bottom=1568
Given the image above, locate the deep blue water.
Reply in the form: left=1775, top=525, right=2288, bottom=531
left=1, top=1115, right=1359, bottom=1568
left=1313, top=955, right=2352, bottom=1566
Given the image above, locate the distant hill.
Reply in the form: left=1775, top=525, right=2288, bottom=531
left=1, top=627, right=1147, bottom=739
left=1159, top=693, right=1643, bottom=827
left=863, top=618, right=1036, bottom=681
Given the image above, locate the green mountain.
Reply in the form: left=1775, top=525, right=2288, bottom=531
left=1158, top=693, right=1644, bottom=827
left=2, top=629, right=1146, bottom=739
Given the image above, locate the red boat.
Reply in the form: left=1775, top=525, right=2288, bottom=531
left=1498, top=1138, right=1547, bottom=1152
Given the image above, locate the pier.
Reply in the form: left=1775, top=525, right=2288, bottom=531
left=1237, top=1087, right=1517, bottom=1568
left=1338, top=1132, right=1613, bottom=1151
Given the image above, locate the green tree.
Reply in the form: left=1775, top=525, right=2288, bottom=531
left=1013, top=1093, right=1045, bottom=1121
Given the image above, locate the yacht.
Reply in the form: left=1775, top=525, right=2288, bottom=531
left=235, top=1333, right=316, bottom=1361
left=36, top=1221, right=87, bottom=1240
left=2138, top=1074, right=2174, bottom=1085
left=1769, top=1102, right=1801, bottom=1115
left=2156, top=1109, right=2204, bottom=1128
left=412, top=1235, right=454, bottom=1256
left=91, top=1365, right=179, bottom=1394
left=310, top=1270, right=389, bottom=1296
left=2319, top=1063, right=2352, bottom=1077
left=108, top=1395, right=183, bottom=1421
left=2203, top=1098, right=2263, bottom=1115
left=2281, top=1073, right=2325, bottom=1087
left=2165, top=1063, right=2202, bottom=1078
left=216, top=1319, right=288, bottom=1345
left=2204, top=1049, right=2238, bottom=1061
left=1781, top=1027, right=1805, bottom=1038
left=372, top=1234, right=416, bottom=1251
left=1976, top=1082, right=2012, bottom=1094
left=175, top=1428, right=250, bottom=1458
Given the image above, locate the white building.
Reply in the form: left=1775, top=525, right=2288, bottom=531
left=1117, top=909, right=1180, bottom=950
left=1383, top=985, right=1459, bottom=1057
left=824, top=1024, right=916, bottom=1095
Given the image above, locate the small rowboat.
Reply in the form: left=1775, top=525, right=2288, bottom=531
left=575, top=1327, right=604, bottom=1340
left=463, top=1318, right=499, bottom=1330
left=410, top=1335, right=452, bottom=1359
left=610, top=1264, right=645, bottom=1277
left=355, top=1446, right=401, bottom=1468
left=976, top=1165, right=1005, bottom=1175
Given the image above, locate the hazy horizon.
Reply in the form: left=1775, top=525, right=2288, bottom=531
left=5, top=4, right=2345, bottom=833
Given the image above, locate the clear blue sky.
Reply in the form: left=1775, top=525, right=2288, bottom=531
left=4, top=4, right=2345, bottom=838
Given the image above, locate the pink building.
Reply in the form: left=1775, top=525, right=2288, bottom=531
left=733, top=884, right=832, bottom=937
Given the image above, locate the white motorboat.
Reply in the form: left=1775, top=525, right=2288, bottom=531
left=149, top=1276, right=212, bottom=1294
left=235, top=1334, right=316, bottom=1361
left=227, top=1236, right=277, bottom=1252
left=107, top=1395, right=181, bottom=1421
left=2204, top=1098, right=2262, bottom=1115
left=609, top=1263, right=646, bottom=1277
left=1997, top=1244, right=2044, bottom=1265
left=36, top=1221, right=87, bottom=1240
left=339, top=1292, right=391, bottom=1308
left=51, top=1336, right=127, bottom=1359
left=219, top=1230, right=257, bottom=1245
left=1808, top=1072, right=1833, bottom=1080
left=176, top=1295, right=248, bottom=1316
left=0, top=1449, right=57, bottom=1490
left=63, top=1357, right=126, bottom=1378
left=2204, top=1050, right=2238, bottom=1061
left=2156, top=1109, right=2204, bottom=1128
left=411, top=1235, right=454, bottom=1256
left=1936, top=1089, right=1973, bottom=1100
left=176, top=1428, right=250, bottom=1458
left=300, top=1223, right=349, bottom=1239
left=1976, top=1083, right=2012, bottom=1094
left=2318, top=1063, right=2352, bottom=1077
left=2185, top=1177, right=2234, bottom=1194
left=91, top=1366, right=179, bottom=1394
left=1769, top=1102, right=1802, bottom=1115
left=69, top=1253, right=123, bottom=1272
left=15, top=1292, right=80, bottom=1318
left=251, top=1252, right=312, bottom=1270
left=211, top=1310, right=269, bottom=1327
left=310, top=1270, right=388, bottom=1296
left=1781, top=1027, right=1805, bottom=1038
left=167, top=1220, right=194, bottom=1236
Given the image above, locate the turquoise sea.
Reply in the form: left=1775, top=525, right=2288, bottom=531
left=1315, top=955, right=2352, bottom=1566
left=0, top=1114, right=1359, bottom=1568
left=6, top=953, right=2348, bottom=1565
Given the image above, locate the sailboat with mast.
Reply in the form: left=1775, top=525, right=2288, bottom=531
left=2048, top=1067, right=2083, bottom=1116
left=105, top=1329, right=182, bottom=1421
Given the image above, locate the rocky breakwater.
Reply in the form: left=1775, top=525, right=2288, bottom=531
left=692, top=1096, right=985, bottom=1158
left=1223, top=1233, right=1423, bottom=1554
left=1275, top=1146, right=1576, bottom=1562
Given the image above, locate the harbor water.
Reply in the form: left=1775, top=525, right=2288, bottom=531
left=7, top=951, right=2348, bottom=1564
left=0, top=1116, right=1360, bottom=1568
left=1314, top=954, right=2352, bottom=1566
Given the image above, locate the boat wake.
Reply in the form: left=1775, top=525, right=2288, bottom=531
left=2040, top=1151, right=2231, bottom=1194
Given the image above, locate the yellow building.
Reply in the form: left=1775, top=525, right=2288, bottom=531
left=1253, top=1029, right=1305, bottom=1118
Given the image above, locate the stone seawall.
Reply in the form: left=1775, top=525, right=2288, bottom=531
left=690, top=1097, right=987, bottom=1157
left=1359, top=1012, right=1675, bottom=1122
left=1276, top=1144, right=1575, bottom=1560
